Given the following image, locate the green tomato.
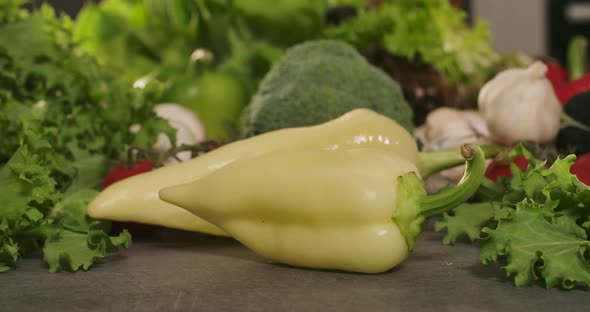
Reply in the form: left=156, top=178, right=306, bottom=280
left=161, top=72, right=247, bottom=140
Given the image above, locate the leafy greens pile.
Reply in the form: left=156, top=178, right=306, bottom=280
left=74, top=0, right=326, bottom=82
left=436, top=145, right=590, bottom=289
left=72, top=0, right=327, bottom=139
left=324, top=0, right=499, bottom=85
left=0, top=2, right=173, bottom=272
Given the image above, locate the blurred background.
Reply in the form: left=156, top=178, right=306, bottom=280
left=27, top=0, right=590, bottom=65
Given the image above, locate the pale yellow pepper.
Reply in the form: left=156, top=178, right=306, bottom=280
left=159, top=144, right=485, bottom=273
left=87, top=109, right=419, bottom=235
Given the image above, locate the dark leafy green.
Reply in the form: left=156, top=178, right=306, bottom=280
left=0, top=2, right=172, bottom=272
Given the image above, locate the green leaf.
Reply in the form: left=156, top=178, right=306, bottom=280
left=542, top=155, right=585, bottom=193
left=503, top=159, right=548, bottom=206
left=480, top=199, right=590, bottom=289
left=0, top=130, right=59, bottom=271
left=0, top=3, right=171, bottom=272
left=0, top=236, right=19, bottom=271
left=43, top=224, right=131, bottom=273
left=323, top=0, right=498, bottom=84
left=65, top=144, right=107, bottom=193
left=435, top=202, right=499, bottom=245
left=50, top=189, right=100, bottom=233
left=0, top=136, right=56, bottom=213
left=435, top=143, right=590, bottom=289
left=541, top=155, right=590, bottom=221
left=475, top=177, right=508, bottom=202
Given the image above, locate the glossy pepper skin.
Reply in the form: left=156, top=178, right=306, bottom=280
left=87, top=109, right=420, bottom=236
left=160, top=144, right=485, bottom=273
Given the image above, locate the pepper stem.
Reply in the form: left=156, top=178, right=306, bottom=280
left=567, top=36, right=587, bottom=81
left=561, top=112, right=590, bottom=132
left=418, top=143, right=504, bottom=178
left=393, top=144, right=486, bottom=251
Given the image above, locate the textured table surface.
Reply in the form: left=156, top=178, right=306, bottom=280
left=2, top=229, right=589, bottom=312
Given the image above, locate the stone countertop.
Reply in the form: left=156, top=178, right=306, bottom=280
left=2, top=230, right=588, bottom=312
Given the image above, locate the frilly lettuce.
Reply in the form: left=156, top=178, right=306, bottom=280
left=0, top=1, right=172, bottom=272
left=437, top=144, right=590, bottom=289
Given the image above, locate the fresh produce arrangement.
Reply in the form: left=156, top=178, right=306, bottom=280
left=2, top=0, right=590, bottom=293
left=323, top=0, right=530, bottom=124
left=427, top=37, right=590, bottom=289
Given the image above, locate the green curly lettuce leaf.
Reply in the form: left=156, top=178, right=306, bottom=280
left=435, top=202, right=500, bottom=245
left=0, top=2, right=165, bottom=272
left=0, top=133, right=56, bottom=271
left=435, top=145, right=549, bottom=244
left=43, top=223, right=131, bottom=273
left=436, top=144, right=590, bottom=288
left=480, top=200, right=590, bottom=289
left=0, top=129, right=131, bottom=272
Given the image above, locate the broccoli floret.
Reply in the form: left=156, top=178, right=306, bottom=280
left=239, top=40, right=414, bottom=137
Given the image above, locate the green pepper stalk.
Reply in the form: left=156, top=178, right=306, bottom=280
left=159, top=143, right=486, bottom=274
left=418, top=143, right=503, bottom=178
left=395, top=144, right=486, bottom=250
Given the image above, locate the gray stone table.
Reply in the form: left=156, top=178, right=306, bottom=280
left=2, top=229, right=588, bottom=312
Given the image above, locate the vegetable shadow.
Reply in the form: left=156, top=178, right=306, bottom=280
left=30, top=251, right=129, bottom=273
left=270, top=261, right=403, bottom=276
left=467, top=262, right=590, bottom=291
left=133, top=227, right=263, bottom=263
left=465, top=259, right=516, bottom=287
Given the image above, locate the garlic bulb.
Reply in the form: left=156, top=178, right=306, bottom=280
left=478, top=61, right=562, bottom=145
left=415, top=107, right=492, bottom=194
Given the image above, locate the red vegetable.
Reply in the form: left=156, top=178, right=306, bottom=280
left=545, top=62, right=569, bottom=103
left=545, top=62, right=568, bottom=89
left=103, top=160, right=156, bottom=189
left=486, top=153, right=590, bottom=186
left=485, top=155, right=530, bottom=182
left=571, top=153, right=590, bottom=185
left=561, top=74, right=590, bottom=104
left=545, top=36, right=590, bottom=104
left=545, top=62, right=590, bottom=104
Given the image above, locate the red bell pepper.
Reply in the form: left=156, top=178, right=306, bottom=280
left=485, top=155, right=530, bottom=182
left=103, top=160, right=156, bottom=189
left=486, top=153, right=590, bottom=186
left=545, top=36, right=590, bottom=104
left=571, top=153, right=590, bottom=186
